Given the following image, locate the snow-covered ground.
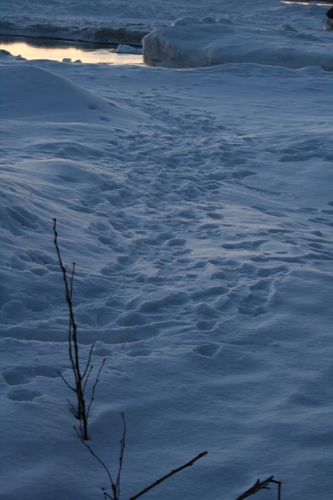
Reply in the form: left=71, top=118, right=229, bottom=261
left=1, top=1, right=333, bottom=499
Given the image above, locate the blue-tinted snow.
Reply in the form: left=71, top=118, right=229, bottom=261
left=0, top=1, right=333, bottom=500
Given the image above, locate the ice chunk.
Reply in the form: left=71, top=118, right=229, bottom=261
left=143, top=16, right=333, bottom=69
left=116, top=44, right=142, bottom=54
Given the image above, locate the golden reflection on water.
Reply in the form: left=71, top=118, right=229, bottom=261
left=281, top=1, right=333, bottom=4
left=0, top=40, right=143, bottom=65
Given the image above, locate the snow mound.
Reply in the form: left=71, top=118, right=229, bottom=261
left=0, top=64, right=144, bottom=125
left=143, top=16, right=333, bottom=69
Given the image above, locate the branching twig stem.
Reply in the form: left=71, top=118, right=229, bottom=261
left=53, top=218, right=105, bottom=440
left=87, top=358, right=106, bottom=420
left=56, top=370, right=76, bottom=392
left=236, top=476, right=282, bottom=500
left=75, top=413, right=126, bottom=500
left=75, top=426, right=115, bottom=487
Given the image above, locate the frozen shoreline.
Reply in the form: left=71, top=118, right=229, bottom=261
left=1, top=0, right=331, bottom=46
left=0, top=37, right=143, bottom=65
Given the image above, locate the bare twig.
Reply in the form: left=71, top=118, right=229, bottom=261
left=69, top=262, right=75, bottom=301
left=236, top=476, right=282, bottom=500
left=75, top=426, right=115, bottom=488
left=87, top=358, right=106, bottom=420
left=129, top=451, right=208, bottom=500
left=53, top=218, right=105, bottom=440
left=56, top=370, right=76, bottom=392
left=75, top=412, right=127, bottom=500
left=115, top=412, right=126, bottom=500
left=83, top=364, right=94, bottom=395
left=67, top=398, right=78, bottom=418
left=82, top=343, right=95, bottom=380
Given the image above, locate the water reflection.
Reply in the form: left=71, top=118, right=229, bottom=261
left=281, top=1, right=333, bottom=4
left=0, top=36, right=143, bottom=65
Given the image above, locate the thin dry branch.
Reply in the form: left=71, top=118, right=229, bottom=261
left=75, top=426, right=115, bottom=488
left=115, top=412, right=126, bottom=499
left=236, top=475, right=282, bottom=500
left=129, top=451, right=208, bottom=500
left=53, top=218, right=105, bottom=440
left=82, top=343, right=95, bottom=380
left=87, top=358, right=106, bottom=420
left=83, top=364, right=94, bottom=395
left=56, top=370, right=76, bottom=392
left=69, top=262, right=75, bottom=301
left=75, top=412, right=127, bottom=500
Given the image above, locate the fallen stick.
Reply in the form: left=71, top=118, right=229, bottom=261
left=236, top=475, right=282, bottom=500
left=129, top=451, right=208, bottom=500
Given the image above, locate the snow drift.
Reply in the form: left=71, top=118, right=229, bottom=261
left=0, top=64, right=147, bottom=126
left=143, top=16, right=333, bottom=69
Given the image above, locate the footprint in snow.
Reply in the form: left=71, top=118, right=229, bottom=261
left=7, top=388, right=42, bottom=402
left=2, top=366, right=58, bottom=386
left=238, top=279, right=273, bottom=317
left=193, top=343, right=220, bottom=358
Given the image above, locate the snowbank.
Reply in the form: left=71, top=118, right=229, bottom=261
left=144, top=16, right=333, bottom=69
left=0, top=64, right=147, bottom=126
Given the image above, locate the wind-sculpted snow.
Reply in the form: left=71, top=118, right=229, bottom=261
left=1, top=2, right=333, bottom=500
left=144, top=16, right=333, bottom=69
left=0, top=64, right=148, bottom=126
left=1, top=53, right=333, bottom=499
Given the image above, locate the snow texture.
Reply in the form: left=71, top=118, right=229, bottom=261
left=1, top=1, right=333, bottom=500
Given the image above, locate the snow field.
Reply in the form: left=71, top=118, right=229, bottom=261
left=1, top=1, right=333, bottom=500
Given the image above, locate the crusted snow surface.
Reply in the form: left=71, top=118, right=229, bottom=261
left=1, top=1, right=333, bottom=500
